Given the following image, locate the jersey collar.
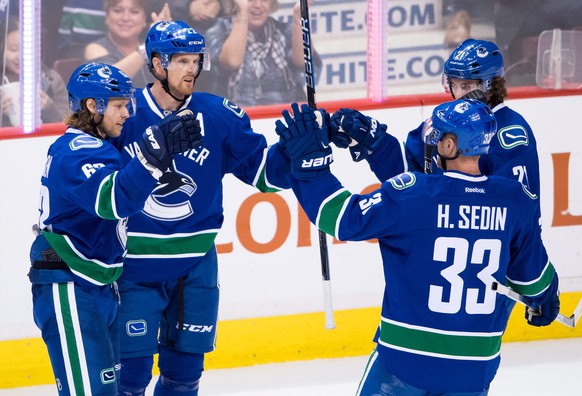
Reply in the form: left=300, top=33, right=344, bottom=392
left=443, top=171, right=487, bottom=182
left=143, top=85, right=193, bottom=119
left=491, top=102, right=506, bottom=114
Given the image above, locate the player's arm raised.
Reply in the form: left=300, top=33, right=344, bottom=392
left=329, top=109, right=407, bottom=180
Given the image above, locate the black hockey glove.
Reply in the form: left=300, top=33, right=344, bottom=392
left=275, top=102, right=333, bottom=180
left=138, top=109, right=203, bottom=177
left=526, top=274, right=560, bottom=327
left=460, top=89, right=487, bottom=103
left=329, top=108, right=387, bottom=162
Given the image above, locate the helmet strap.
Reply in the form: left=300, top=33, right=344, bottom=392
left=436, top=147, right=461, bottom=171
left=160, top=75, right=190, bottom=104
left=148, top=61, right=191, bottom=104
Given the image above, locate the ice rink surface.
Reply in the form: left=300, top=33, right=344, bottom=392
left=2, top=337, right=581, bottom=395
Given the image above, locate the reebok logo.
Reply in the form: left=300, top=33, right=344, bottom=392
left=145, top=128, right=160, bottom=149
left=465, top=187, right=485, bottom=194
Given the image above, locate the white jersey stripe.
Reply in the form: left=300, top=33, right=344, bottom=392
left=355, top=349, right=378, bottom=396
left=66, top=283, right=92, bottom=396
left=53, top=283, right=77, bottom=396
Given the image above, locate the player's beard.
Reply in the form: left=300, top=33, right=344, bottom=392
left=171, top=75, right=196, bottom=97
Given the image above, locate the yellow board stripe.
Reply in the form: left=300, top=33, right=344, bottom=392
left=2, top=292, right=582, bottom=389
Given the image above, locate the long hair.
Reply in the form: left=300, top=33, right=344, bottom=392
left=488, top=77, right=508, bottom=108
left=64, top=99, right=97, bottom=132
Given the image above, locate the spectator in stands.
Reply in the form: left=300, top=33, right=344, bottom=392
left=0, top=20, right=68, bottom=127
left=162, top=0, right=229, bottom=35
left=58, top=0, right=108, bottom=58
left=84, top=0, right=172, bottom=88
left=204, top=0, right=321, bottom=106
left=442, top=1, right=493, bottom=49
left=153, top=0, right=234, bottom=93
left=41, top=0, right=68, bottom=67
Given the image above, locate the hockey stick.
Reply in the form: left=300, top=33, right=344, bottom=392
left=492, top=282, right=582, bottom=328
left=300, top=0, right=335, bottom=330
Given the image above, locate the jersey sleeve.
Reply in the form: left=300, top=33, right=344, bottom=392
left=504, top=189, right=554, bottom=298
left=479, top=122, right=540, bottom=197
left=404, top=122, right=426, bottom=173
left=53, top=137, right=157, bottom=220
left=289, top=171, right=405, bottom=242
left=221, top=102, right=290, bottom=191
left=366, top=132, right=408, bottom=181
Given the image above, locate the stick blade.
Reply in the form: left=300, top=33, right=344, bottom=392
left=556, top=297, right=582, bottom=328
left=322, top=280, right=336, bottom=330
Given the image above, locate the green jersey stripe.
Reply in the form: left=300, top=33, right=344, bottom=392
left=508, top=261, right=555, bottom=297
left=43, top=231, right=123, bottom=285
left=96, top=172, right=120, bottom=220
left=54, top=283, right=88, bottom=395
left=379, top=318, right=503, bottom=360
left=252, top=148, right=283, bottom=193
left=126, top=230, right=219, bottom=257
left=317, top=189, right=351, bottom=237
left=65, top=284, right=92, bottom=394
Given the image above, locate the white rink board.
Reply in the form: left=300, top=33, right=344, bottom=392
left=0, top=95, right=581, bottom=342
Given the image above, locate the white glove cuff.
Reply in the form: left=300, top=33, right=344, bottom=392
left=137, top=151, right=163, bottom=180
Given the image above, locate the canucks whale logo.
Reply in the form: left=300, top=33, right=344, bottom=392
left=143, top=162, right=197, bottom=221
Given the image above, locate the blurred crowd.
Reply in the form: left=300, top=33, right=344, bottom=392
left=0, top=0, right=317, bottom=127
left=1, top=0, right=582, bottom=127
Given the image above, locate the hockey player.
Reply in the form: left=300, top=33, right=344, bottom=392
left=331, top=39, right=541, bottom=201
left=28, top=62, right=203, bottom=395
left=109, top=21, right=291, bottom=395
left=275, top=100, right=560, bottom=395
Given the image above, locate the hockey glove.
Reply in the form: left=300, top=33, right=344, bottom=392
left=329, top=108, right=387, bottom=162
left=526, top=274, right=560, bottom=327
left=460, top=89, right=487, bottom=104
left=275, top=102, right=333, bottom=180
left=138, top=109, right=203, bottom=178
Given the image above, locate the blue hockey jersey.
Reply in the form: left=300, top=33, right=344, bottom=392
left=34, top=128, right=158, bottom=286
left=404, top=103, right=540, bottom=196
left=111, top=87, right=290, bottom=281
left=290, top=170, right=554, bottom=392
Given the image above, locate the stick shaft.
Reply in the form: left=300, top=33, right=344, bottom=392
left=299, top=0, right=316, bottom=108
left=492, top=282, right=581, bottom=328
left=300, top=0, right=335, bottom=330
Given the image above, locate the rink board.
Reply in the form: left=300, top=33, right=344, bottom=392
left=1, top=91, right=581, bottom=389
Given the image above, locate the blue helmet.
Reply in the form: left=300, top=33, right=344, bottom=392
left=427, top=99, right=497, bottom=156
left=444, top=39, right=504, bottom=93
left=145, top=21, right=210, bottom=71
left=67, top=63, right=135, bottom=116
